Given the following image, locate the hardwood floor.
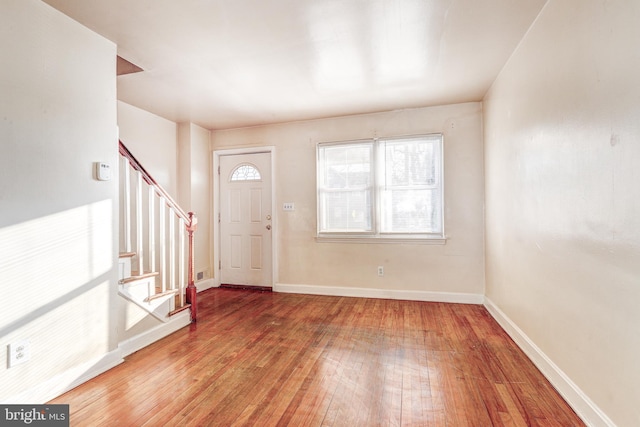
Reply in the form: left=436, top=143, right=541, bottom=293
left=50, top=288, right=584, bottom=426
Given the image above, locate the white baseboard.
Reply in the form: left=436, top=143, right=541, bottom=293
left=3, top=350, right=124, bottom=404
left=118, top=310, right=191, bottom=358
left=196, top=278, right=216, bottom=292
left=274, top=283, right=484, bottom=304
left=4, top=309, right=192, bottom=404
left=483, top=298, right=615, bottom=427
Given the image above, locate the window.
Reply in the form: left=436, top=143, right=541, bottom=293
left=230, top=164, right=261, bottom=181
left=317, top=134, right=444, bottom=242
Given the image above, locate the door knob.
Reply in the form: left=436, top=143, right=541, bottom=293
left=266, top=224, right=271, bottom=230
left=266, top=214, right=271, bottom=220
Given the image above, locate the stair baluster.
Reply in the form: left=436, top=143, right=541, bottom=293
left=169, top=208, right=175, bottom=292
left=135, top=169, right=144, bottom=274
left=123, top=157, right=132, bottom=253
left=148, top=186, right=156, bottom=273
left=160, top=197, right=166, bottom=293
left=179, top=218, right=186, bottom=307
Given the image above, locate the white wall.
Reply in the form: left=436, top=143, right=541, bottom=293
left=483, top=0, right=640, bottom=425
left=117, top=101, right=178, bottom=196
left=178, top=123, right=212, bottom=282
left=212, top=103, right=485, bottom=300
left=0, top=0, right=119, bottom=402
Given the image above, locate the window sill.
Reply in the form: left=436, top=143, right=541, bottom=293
left=315, top=235, right=447, bottom=245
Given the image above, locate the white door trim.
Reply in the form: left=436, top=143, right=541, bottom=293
left=213, top=146, right=277, bottom=288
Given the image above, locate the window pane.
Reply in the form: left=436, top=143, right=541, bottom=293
left=322, top=144, right=372, bottom=189
left=318, top=142, right=374, bottom=233
left=230, top=164, right=261, bottom=181
left=381, top=188, right=441, bottom=233
left=381, top=136, right=442, bottom=234
left=385, top=138, right=437, bottom=187
left=320, top=190, right=372, bottom=231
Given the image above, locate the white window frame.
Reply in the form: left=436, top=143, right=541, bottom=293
left=316, top=134, right=445, bottom=244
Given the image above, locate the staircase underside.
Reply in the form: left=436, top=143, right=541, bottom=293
left=118, top=254, right=191, bottom=322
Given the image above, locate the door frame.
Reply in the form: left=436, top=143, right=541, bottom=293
left=212, top=146, right=277, bottom=288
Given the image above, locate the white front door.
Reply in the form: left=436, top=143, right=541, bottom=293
left=219, top=152, right=272, bottom=287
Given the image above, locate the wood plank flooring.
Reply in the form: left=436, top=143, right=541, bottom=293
left=50, top=288, right=584, bottom=426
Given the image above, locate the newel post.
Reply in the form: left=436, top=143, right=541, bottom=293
left=186, top=212, right=198, bottom=321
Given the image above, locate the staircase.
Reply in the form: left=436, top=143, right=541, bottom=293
left=118, top=141, right=197, bottom=322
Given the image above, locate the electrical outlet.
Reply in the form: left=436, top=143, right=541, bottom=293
left=377, top=266, right=384, bottom=277
left=7, top=340, right=30, bottom=368
left=283, top=202, right=295, bottom=211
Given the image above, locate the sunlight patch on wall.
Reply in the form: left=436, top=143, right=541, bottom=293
left=0, top=199, right=113, bottom=329
left=0, top=200, right=114, bottom=401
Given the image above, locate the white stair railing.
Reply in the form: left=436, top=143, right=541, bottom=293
left=118, top=141, right=198, bottom=321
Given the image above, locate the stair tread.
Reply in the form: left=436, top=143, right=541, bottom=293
left=121, top=271, right=159, bottom=284
left=145, top=289, right=179, bottom=302
left=168, top=304, right=191, bottom=317
left=131, top=270, right=159, bottom=277
left=119, top=252, right=136, bottom=258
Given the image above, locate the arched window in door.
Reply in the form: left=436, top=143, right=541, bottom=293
left=230, top=163, right=261, bottom=181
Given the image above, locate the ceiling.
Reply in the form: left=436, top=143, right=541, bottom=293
left=43, top=0, right=546, bottom=130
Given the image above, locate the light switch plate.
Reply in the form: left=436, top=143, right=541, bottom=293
left=283, top=202, right=295, bottom=211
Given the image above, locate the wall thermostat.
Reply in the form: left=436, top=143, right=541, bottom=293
left=95, top=162, right=111, bottom=181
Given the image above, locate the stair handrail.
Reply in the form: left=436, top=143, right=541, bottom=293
left=119, top=140, right=198, bottom=321
left=119, top=141, right=189, bottom=222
